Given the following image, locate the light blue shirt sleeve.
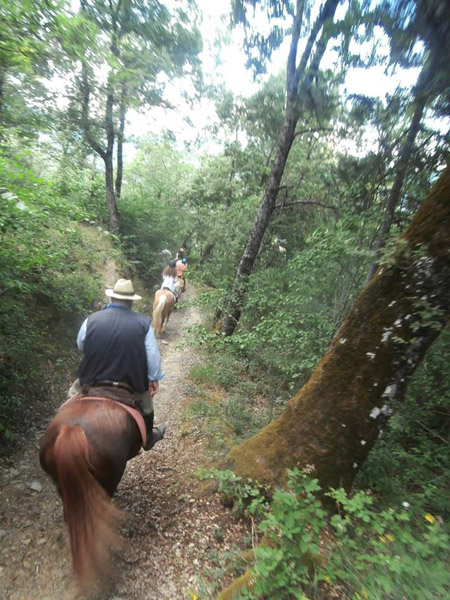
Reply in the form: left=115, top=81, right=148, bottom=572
left=145, top=324, right=165, bottom=381
left=77, top=318, right=88, bottom=351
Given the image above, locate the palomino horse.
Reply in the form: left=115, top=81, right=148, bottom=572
left=39, top=396, right=143, bottom=585
left=152, top=278, right=184, bottom=336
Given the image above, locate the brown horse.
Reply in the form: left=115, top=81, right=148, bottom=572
left=39, top=397, right=142, bottom=586
left=152, top=278, right=184, bottom=336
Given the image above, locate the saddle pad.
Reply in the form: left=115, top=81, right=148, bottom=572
left=60, top=394, right=146, bottom=448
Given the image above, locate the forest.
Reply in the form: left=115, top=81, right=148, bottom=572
left=0, top=0, right=449, bottom=598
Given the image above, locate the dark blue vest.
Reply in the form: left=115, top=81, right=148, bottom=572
left=77, top=305, right=150, bottom=393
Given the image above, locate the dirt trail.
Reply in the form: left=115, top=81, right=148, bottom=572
left=0, top=285, right=248, bottom=600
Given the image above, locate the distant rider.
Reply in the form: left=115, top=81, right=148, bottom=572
left=161, top=260, right=180, bottom=302
left=176, top=257, right=188, bottom=278
left=175, top=247, right=186, bottom=260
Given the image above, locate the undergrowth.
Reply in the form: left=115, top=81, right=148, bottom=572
left=196, top=468, right=449, bottom=600
left=184, top=295, right=450, bottom=599
left=184, top=341, right=275, bottom=455
left=0, top=153, right=127, bottom=444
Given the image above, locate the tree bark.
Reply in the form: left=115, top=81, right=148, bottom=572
left=198, top=241, right=216, bottom=267
left=0, top=67, right=5, bottom=140
left=79, top=0, right=120, bottom=232
left=115, top=93, right=126, bottom=200
left=365, top=49, right=440, bottom=284
left=221, top=115, right=298, bottom=334
left=227, top=166, right=450, bottom=492
left=221, top=0, right=339, bottom=336
left=104, top=73, right=119, bottom=231
left=104, top=154, right=119, bottom=231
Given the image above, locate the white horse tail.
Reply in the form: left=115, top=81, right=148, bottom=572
left=153, top=294, right=167, bottom=335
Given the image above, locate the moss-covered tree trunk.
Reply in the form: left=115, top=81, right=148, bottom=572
left=228, top=166, right=450, bottom=492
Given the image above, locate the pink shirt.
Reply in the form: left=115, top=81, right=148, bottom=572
left=176, top=260, right=187, bottom=277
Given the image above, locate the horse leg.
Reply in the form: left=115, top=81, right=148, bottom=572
left=161, top=301, right=170, bottom=332
left=153, top=294, right=167, bottom=336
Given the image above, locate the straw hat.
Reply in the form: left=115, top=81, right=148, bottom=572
left=105, top=279, right=142, bottom=301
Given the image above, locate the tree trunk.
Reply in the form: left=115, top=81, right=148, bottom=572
left=221, top=0, right=339, bottom=336
left=227, top=166, right=450, bottom=492
left=221, top=116, right=298, bottom=335
left=115, top=89, right=126, bottom=199
left=365, top=49, right=440, bottom=284
left=104, top=153, right=119, bottom=231
left=80, top=59, right=119, bottom=231
left=198, top=241, right=216, bottom=267
left=80, top=0, right=120, bottom=232
left=0, top=67, right=5, bottom=140
left=104, top=75, right=119, bottom=231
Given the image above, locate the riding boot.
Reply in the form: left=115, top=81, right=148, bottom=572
left=143, top=412, right=166, bottom=451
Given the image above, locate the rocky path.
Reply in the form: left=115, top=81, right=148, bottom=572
left=0, top=286, right=248, bottom=600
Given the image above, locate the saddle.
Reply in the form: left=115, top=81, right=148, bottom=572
left=162, top=286, right=177, bottom=300
left=60, top=394, right=146, bottom=448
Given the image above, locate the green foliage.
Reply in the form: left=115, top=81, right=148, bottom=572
left=326, top=487, right=450, bottom=600
left=0, top=0, right=66, bottom=139
left=0, top=11, right=448, bottom=600
left=215, top=218, right=371, bottom=391
left=0, top=149, right=123, bottom=441
left=196, top=467, right=268, bottom=520
left=120, top=136, right=196, bottom=282
left=231, top=0, right=294, bottom=76
left=190, top=364, right=223, bottom=388
left=0, top=151, right=100, bottom=307
left=220, top=469, right=450, bottom=600
left=184, top=342, right=267, bottom=451
left=189, top=346, right=248, bottom=392
left=241, top=470, right=327, bottom=600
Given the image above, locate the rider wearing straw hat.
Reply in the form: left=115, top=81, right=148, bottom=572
left=69, top=278, right=166, bottom=451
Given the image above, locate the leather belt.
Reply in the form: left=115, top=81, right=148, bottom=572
left=92, top=380, right=134, bottom=393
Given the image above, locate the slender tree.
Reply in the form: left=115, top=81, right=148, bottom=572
left=365, top=0, right=450, bottom=283
left=221, top=0, right=342, bottom=335
left=68, top=0, right=201, bottom=231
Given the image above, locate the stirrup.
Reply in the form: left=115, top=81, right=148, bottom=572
left=144, top=425, right=167, bottom=451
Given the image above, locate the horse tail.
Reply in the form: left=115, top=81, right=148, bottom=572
left=153, top=293, right=167, bottom=335
left=53, top=424, right=122, bottom=585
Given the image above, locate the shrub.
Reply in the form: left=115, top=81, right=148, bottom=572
left=212, top=469, right=450, bottom=600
